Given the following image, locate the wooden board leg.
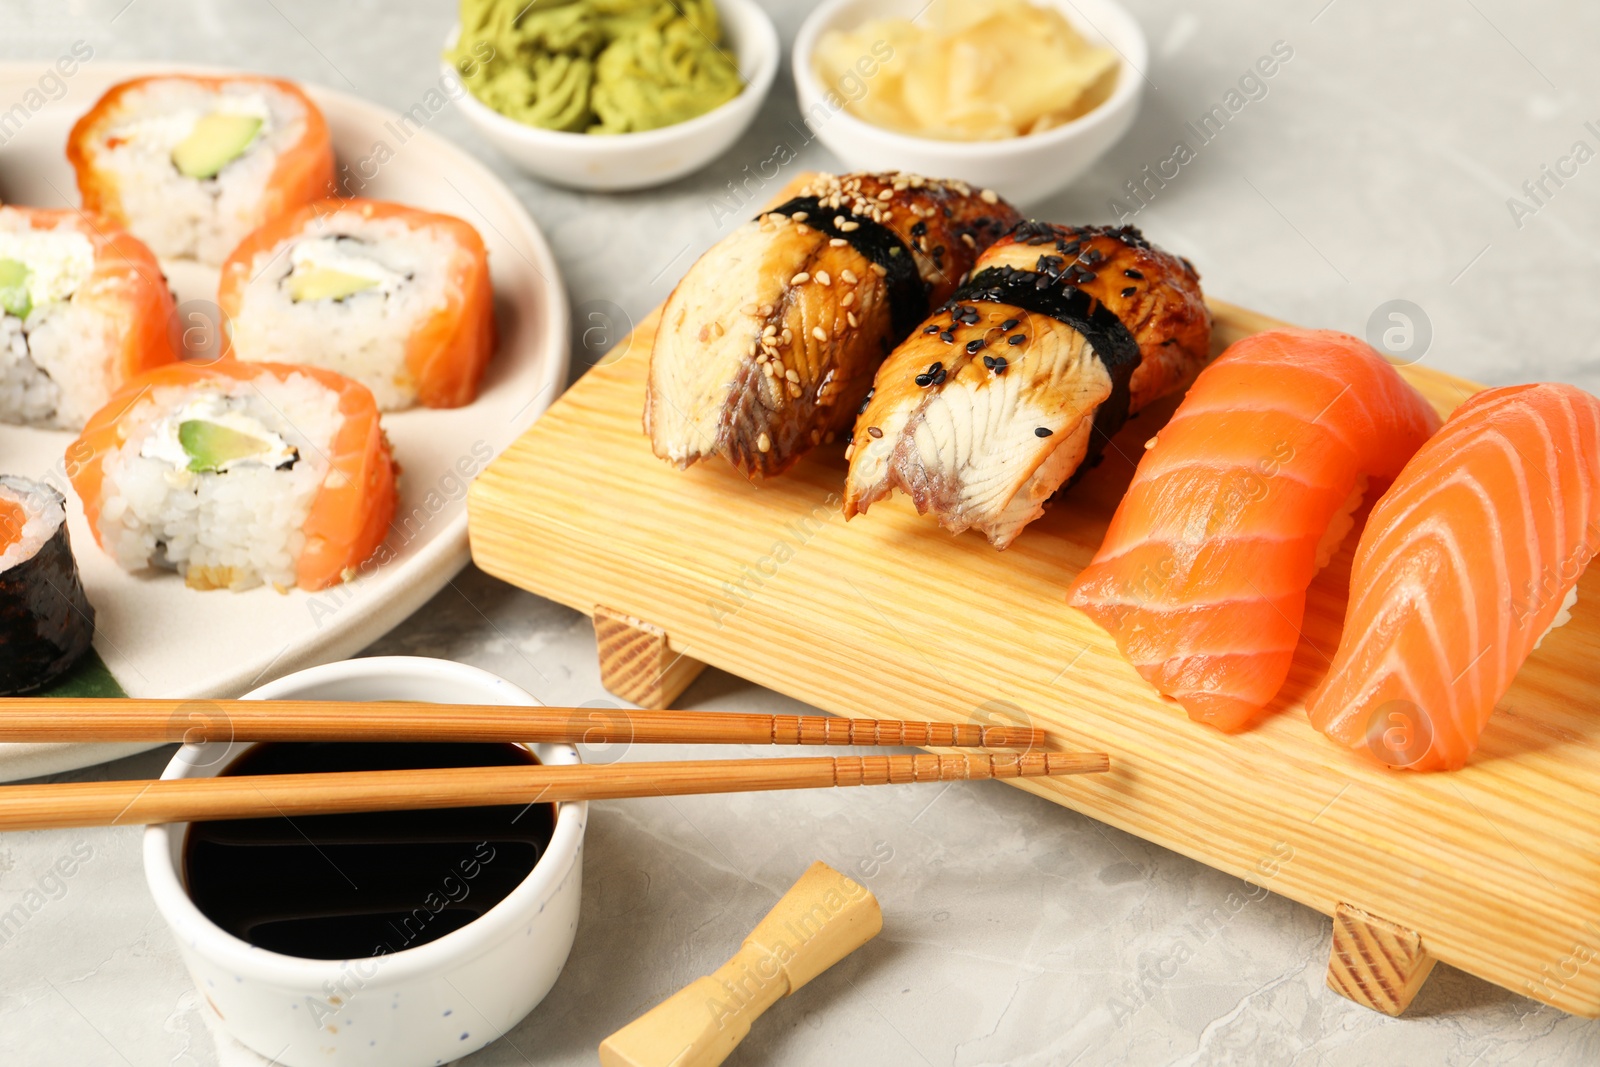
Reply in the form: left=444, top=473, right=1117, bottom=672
left=593, top=605, right=706, bottom=709
left=1326, top=903, right=1436, bottom=1016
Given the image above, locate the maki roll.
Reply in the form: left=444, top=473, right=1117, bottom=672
left=68, top=74, right=335, bottom=266
left=0, top=477, right=95, bottom=695
left=218, top=198, right=497, bottom=411
left=68, top=361, right=398, bottom=592
left=0, top=206, right=178, bottom=429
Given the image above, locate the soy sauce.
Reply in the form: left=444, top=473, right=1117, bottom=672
left=183, top=742, right=556, bottom=960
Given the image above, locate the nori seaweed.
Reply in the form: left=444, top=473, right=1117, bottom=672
left=0, top=487, right=96, bottom=696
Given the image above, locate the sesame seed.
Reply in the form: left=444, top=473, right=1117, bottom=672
left=759, top=304, right=774, bottom=316
left=1124, top=268, right=1144, bottom=280
left=1001, top=318, right=1019, bottom=331
left=791, top=272, right=810, bottom=285
left=940, top=330, right=955, bottom=344
left=763, top=325, right=777, bottom=337
left=847, top=311, right=858, bottom=327
left=870, top=263, right=887, bottom=275
left=961, top=233, right=976, bottom=247
left=788, top=383, right=803, bottom=397
left=845, top=443, right=856, bottom=460
left=878, top=188, right=894, bottom=200
left=815, top=270, right=831, bottom=286
left=711, top=322, right=724, bottom=337
left=1008, top=334, right=1026, bottom=346
left=792, top=211, right=809, bottom=221
left=980, top=188, right=999, bottom=204
left=868, top=426, right=883, bottom=439
left=811, top=326, right=827, bottom=341
left=741, top=303, right=758, bottom=315
left=1121, top=286, right=1137, bottom=298
left=991, top=356, right=1007, bottom=374
left=965, top=339, right=985, bottom=354
left=1034, top=427, right=1053, bottom=438
left=840, top=221, right=861, bottom=232
left=841, top=292, right=855, bottom=307
left=1145, top=436, right=1158, bottom=450
left=795, top=224, right=811, bottom=235
left=840, top=269, right=858, bottom=284
left=924, top=324, right=939, bottom=334
left=757, top=433, right=771, bottom=452
left=830, top=237, right=848, bottom=247
left=786, top=368, right=801, bottom=382
left=834, top=215, right=847, bottom=227
left=915, top=373, right=931, bottom=387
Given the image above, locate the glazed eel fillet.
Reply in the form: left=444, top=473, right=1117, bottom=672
left=844, top=223, right=1211, bottom=548
left=645, top=172, right=1021, bottom=477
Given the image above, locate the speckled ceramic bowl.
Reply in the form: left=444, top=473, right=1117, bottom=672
left=143, top=657, right=587, bottom=1067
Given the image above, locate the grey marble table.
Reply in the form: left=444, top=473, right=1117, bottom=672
left=4, top=1, right=1600, bottom=1064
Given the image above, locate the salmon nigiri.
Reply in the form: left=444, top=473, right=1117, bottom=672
left=1308, top=383, right=1600, bottom=770
left=1068, top=329, right=1442, bottom=731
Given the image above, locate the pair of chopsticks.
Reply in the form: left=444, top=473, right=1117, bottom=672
left=0, top=699, right=1108, bottom=831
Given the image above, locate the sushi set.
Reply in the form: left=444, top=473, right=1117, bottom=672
left=469, top=176, right=1600, bottom=1017
left=0, top=61, right=567, bottom=778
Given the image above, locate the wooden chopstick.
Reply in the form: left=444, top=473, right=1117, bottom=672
left=0, top=698, right=1046, bottom=749
left=0, top=752, right=1110, bottom=831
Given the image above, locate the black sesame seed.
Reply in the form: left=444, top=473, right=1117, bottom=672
left=1034, top=273, right=1052, bottom=290
left=910, top=220, right=928, bottom=237
left=923, top=324, right=940, bottom=335
left=1123, top=268, right=1144, bottom=280
left=991, top=356, right=1007, bottom=374
left=1121, top=286, right=1137, bottom=298
left=1008, top=334, right=1026, bottom=346
left=965, top=339, right=985, bottom=354
left=1035, top=427, right=1053, bottom=438
left=932, top=368, right=947, bottom=384
left=928, top=361, right=943, bottom=373
left=982, top=355, right=996, bottom=369
left=939, top=330, right=955, bottom=344
left=857, top=387, right=874, bottom=414
left=867, top=426, right=883, bottom=439
left=1000, top=318, right=1019, bottom=331
left=915, top=373, right=931, bottom=387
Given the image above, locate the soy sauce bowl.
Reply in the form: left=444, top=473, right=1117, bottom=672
left=143, top=657, right=587, bottom=1067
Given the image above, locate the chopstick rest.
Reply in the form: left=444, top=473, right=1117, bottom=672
left=599, top=860, right=881, bottom=1067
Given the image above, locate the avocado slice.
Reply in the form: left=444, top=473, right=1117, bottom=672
left=172, top=113, right=263, bottom=180
left=0, top=259, right=31, bottom=319
left=178, top=419, right=272, bottom=473
left=287, top=265, right=381, bottom=303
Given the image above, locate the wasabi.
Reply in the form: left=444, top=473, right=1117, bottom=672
left=449, top=0, right=743, bottom=134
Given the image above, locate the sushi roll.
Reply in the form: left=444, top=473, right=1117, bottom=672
left=844, top=223, right=1211, bottom=548
left=0, top=477, right=95, bottom=695
left=0, top=206, right=178, bottom=429
left=647, top=172, right=1022, bottom=478
left=218, top=198, right=497, bottom=411
left=68, top=74, right=335, bottom=266
left=67, top=361, right=398, bottom=592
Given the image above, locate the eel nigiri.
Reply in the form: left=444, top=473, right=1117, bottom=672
left=646, top=172, right=1021, bottom=478
left=844, top=223, right=1210, bottom=547
left=1068, top=329, right=1442, bottom=731
left=1308, top=383, right=1600, bottom=770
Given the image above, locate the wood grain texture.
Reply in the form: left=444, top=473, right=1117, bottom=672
left=599, top=861, right=882, bottom=1067
left=1327, top=903, right=1437, bottom=1016
left=0, top=698, right=1045, bottom=748
left=0, top=752, right=1104, bottom=831
left=468, top=296, right=1600, bottom=1017
left=593, top=605, right=706, bottom=708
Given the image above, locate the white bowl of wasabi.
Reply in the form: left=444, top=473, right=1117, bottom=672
left=143, top=657, right=587, bottom=1067
left=444, top=0, right=778, bottom=191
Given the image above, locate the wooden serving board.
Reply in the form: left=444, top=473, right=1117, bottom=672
left=468, top=298, right=1600, bottom=1017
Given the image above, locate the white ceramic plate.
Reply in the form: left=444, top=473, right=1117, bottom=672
left=0, top=63, right=569, bottom=781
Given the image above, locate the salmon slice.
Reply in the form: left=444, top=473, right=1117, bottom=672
left=844, top=223, right=1210, bottom=547
left=1067, top=329, right=1442, bottom=731
left=1308, top=383, right=1600, bottom=770
left=645, top=173, right=1020, bottom=478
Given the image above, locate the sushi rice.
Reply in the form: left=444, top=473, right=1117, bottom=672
left=71, top=77, right=328, bottom=265
left=224, top=205, right=480, bottom=410
left=0, top=221, right=107, bottom=426
left=96, top=372, right=342, bottom=591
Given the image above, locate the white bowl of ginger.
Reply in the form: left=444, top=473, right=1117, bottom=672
left=793, top=0, right=1147, bottom=206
